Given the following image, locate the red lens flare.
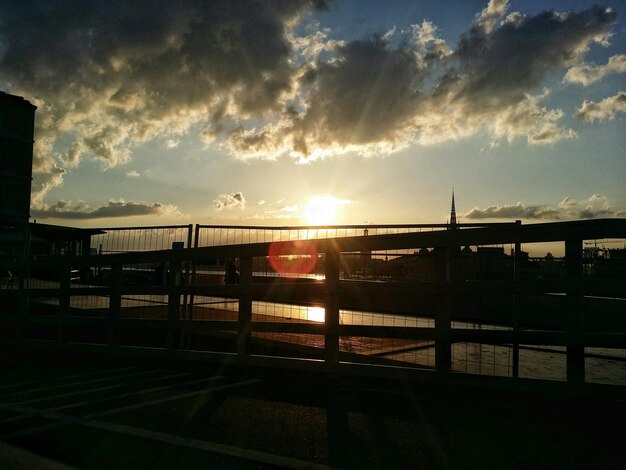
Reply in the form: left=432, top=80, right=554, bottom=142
left=268, top=240, right=318, bottom=276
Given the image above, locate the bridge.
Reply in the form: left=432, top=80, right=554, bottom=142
left=1, top=218, right=625, bottom=395
left=1, top=218, right=625, bottom=467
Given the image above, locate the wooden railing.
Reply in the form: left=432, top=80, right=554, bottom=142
left=1, top=218, right=625, bottom=394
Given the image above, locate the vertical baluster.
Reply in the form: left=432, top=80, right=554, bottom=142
left=237, top=256, right=253, bottom=355
left=325, top=245, right=340, bottom=363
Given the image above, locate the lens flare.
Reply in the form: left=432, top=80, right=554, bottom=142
left=268, top=240, right=318, bottom=276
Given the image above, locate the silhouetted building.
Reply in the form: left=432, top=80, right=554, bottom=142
left=0, top=223, right=104, bottom=259
left=448, top=189, right=457, bottom=229
left=0, top=91, right=36, bottom=225
left=0, top=92, right=104, bottom=264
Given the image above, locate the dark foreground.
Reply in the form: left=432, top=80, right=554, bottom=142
left=0, top=346, right=624, bottom=469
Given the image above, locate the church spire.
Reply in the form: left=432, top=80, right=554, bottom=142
left=450, top=189, right=457, bottom=228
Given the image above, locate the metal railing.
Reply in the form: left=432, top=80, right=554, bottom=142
left=1, top=219, right=625, bottom=394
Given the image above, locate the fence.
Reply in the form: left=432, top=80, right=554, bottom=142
left=90, top=224, right=193, bottom=254
left=1, top=219, right=625, bottom=394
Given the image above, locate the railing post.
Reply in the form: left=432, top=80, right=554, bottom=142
left=167, top=260, right=182, bottom=350
left=188, top=224, right=201, bottom=321
left=58, top=265, right=71, bottom=345
left=108, top=264, right=122, bottom=346
left=17, top=265, right=29, bottom=339
left=237, top=256, right=253, bottom=355
left=565, top=239, right=584, bottom=385
left=512, top=220, right=522, bottom=377
left=182, top=224, right=193, bottom=321
left=325, top=245, right=340, bottom=363
left=434, top=246, right=451, bottom=375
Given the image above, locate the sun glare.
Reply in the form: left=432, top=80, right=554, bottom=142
left=305, top=196, right=338, bottom=225
left=307, top=306, right=325, bottom=323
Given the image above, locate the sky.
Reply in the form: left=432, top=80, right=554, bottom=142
left=0, top=0, right=625, bottom=229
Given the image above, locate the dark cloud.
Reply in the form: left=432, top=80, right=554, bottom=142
left=464, top=203, right=562, bottom=220
left=234, top=2, right=616, bottom=159
left=0, top=0, right=619, bottom=201
left=213, top=192, right=246, bottom=210
left=451, top=6, right=616, bottom=111
left=293, top=35, right=423, bottom=150
left=0, top=0, right=325, bottom=196
left=464, top=194, right=621, bottom=221
left=31, top=199, right=179, bottom=219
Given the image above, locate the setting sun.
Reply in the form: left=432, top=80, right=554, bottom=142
left=304, top=196, right=339, bottom=225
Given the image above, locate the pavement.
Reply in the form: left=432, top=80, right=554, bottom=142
left=0, top=346, right=625, bottom=469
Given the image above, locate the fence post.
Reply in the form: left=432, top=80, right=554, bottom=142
left=17, top=264, right=29, bottom=339
left=325, top=245, right=340, bottom=363
left=188, top=224, right=201, bottom=321
left=58, top=265, right=71, bottom=345
left=108, top=264, right=122, bottom=346
left=565, top=239, right=584, bottom=385
left=434, top=246, right=451, bottom=375
left=237, top=256, right=253, bottom=355
left=167, top=260, right=182, bottom=350
left=181, top=225, right=193, bottom=321
left=512, top=220, right=522, bottom=377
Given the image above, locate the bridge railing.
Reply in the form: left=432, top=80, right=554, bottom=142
left=1, top=219, right=625, bottom=393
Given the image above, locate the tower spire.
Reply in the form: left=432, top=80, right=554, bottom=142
left=450, top=189, right=457, bottom=228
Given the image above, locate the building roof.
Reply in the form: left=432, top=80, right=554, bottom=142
left=28, top=222, right=105, bottom=241
left=0, top=91, right=37, bottom=109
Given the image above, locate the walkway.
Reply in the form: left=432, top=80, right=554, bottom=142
left=0, top=346, right=624, bottom=469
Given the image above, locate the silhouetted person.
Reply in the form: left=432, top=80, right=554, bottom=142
left=224, top=259, right=239, bottom=284
left=154, top=263, right=165, bottom=286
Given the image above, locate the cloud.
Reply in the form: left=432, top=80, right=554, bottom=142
left=575, top=91, right=626, bottom=122
left=30, top=166, right=66, bottom=209
left=0, top=0, right=326, bottom=198
left=126, top=170, right=140, bottom=178
left=213, top=192, right=246, bottom=210
left=474, top=0, right=509, bottom=33
left=229, top=2, right=615, bottom=160
left=464, top=203, right=562, bottom=221
left=490, top=91, right=576, bottom=145
left=166, top=139, right=180, bottom=149
left=559, top=197, right=577, bottom=207
left=31, top=199, right=180, bottom=219
left=564, top=54, right=626, bottom=86
left=0, top=0, right=619, bottom=194
left=464, top=194, right=622, bottom=221
left=256, top=204, right=301, bottom=220
left=275, top=34, right=424, bottom=162
left=451, top=4, right=614, bottom=107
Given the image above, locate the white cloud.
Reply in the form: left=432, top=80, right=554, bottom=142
left=564, top=54, right=626, bottom=86
left=465, top=194, right=621, bottom=221
left=213, top=192, right=246, bottom=211
left=576, top=91, right=626, bottom=122
left=491, top=92, right=575, bottom=145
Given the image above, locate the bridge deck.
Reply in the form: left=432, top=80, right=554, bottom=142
left=1, top=345, right=624, bottom=469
